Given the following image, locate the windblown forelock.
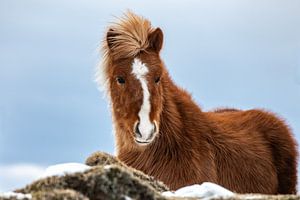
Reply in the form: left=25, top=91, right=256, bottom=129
left=96, top=11, right=155, bottom=96
left=106, top=12, right=154, bottom=59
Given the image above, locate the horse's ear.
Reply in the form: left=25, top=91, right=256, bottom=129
left=148, top=28, right=163, bottom=53
left=106, top=28, right=118, bottom=50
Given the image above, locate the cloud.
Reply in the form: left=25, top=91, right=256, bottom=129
left=0, top=164, right=46, bottom=192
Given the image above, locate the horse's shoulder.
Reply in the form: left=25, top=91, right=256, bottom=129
left=206, top=108, right=285, bottom=132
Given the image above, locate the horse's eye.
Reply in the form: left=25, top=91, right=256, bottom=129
left=116, top=77, right=125, bottom=84
left=155, top=76, right=161, bottom=83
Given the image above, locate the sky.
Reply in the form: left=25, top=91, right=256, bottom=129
left=0, top=0, right=300, bottom=192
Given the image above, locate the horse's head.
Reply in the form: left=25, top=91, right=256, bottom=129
left=99, top=12, right=165, bottom=147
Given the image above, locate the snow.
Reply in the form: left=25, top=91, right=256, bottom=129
left=123, top=196, right=133, bottom=200
left=242, top=195, right=267, bottom=200
left=162, top=182, right=234, bottom=199
left=0, top=192, right=32, bottom=199
left=104, top=165, right=113, bottom=170
left=41, top=163, right=91, bottom=178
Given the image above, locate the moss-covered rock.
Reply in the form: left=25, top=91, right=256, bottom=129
left=32, top=189, right=89, bottom=200
left=16, top=164, right=165, bottom=200
left=85, top=151, right=121, bottom=166
left=0, top=194, right=31, bottom=200
left=85, top=151, right=169, bottom=192
left=0, top=190, right=88, bottom=200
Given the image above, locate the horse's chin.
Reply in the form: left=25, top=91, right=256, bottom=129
left=135, top=139, right=151, bottom=146
left=134, top=138, right=155, bottom=147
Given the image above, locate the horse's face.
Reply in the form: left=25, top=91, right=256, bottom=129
left=106, top=28, right=164, bottom=146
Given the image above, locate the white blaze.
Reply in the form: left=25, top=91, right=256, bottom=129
left=131, top=58, right=153, bottom=140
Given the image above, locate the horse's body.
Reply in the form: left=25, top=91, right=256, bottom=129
left=98, top=12, right=298, bottom=194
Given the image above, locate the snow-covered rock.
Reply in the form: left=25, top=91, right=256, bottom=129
left=0, top=192, right=31, bottom=200
left=41, top=163, right=91, bottom=178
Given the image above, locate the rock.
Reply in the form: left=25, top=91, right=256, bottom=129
left=15, top=164, right=165, bottom=200
left=85, top=151, right=121, bottom=166
left=0, top=192, right=32, bottom=200
left=0, top=190, right=88, bottom=200
left=32, top=189, right=89, bottom=200
left=85, top=151, right=169, bottom=192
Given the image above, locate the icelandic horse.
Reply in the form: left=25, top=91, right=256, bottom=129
left=97, top=11, right=298, bottom=194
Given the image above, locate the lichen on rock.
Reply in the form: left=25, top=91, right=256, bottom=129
left=85, top=151, right=121, bottom=166
left=32, top=189, right=89, bottom=200
left=85, top=151, right=169, bottom=192
left=16, top=163, right=165, bottom=200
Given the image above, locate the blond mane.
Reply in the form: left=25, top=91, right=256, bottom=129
left=96, top=11, right=155, bottom=93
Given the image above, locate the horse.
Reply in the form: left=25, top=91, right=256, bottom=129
left=96, top=11, right=298, bottom=194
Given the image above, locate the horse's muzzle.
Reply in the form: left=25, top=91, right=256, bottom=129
left=134, top=121, right=157, bottom=145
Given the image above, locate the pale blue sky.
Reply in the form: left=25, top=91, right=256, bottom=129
left=0, top=0, right=299, bottom=191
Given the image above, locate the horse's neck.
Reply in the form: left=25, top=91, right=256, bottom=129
left=118, top=77, right=211, bottom=170
left=157, top=78, right=210, bottom=149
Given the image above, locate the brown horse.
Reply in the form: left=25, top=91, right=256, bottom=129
left=97, top=11, right=298, bottom=194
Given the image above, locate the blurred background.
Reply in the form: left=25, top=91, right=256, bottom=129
left=0, top=0, right=299, bottom=192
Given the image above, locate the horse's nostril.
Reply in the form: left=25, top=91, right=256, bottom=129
left=135, top=122, right=142, bottom=137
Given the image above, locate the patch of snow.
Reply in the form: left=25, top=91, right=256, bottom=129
left=161, top=191, right=174, bottom=196
left=0, top=192, right=32, bottom=199
left=162, top=182, right=234, bottom=199
left=242, top=195, right=266, bottom=200
left=41, top=163, right=91, bottom=178
left=104, top=165, right=113, bottom=169
left=123, top=195, right=133, bottom=200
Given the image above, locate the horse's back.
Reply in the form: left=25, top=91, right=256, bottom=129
left=205, top=109, right=298, bottom=194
